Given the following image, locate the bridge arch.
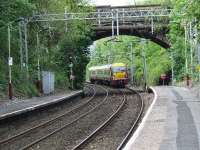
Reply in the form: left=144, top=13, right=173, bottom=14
left=93, top=27, right=170, bottom=49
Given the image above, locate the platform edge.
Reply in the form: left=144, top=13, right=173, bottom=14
left=123, top=86, right=158, bottom=150
left=0, top=91, right=83, bottom=121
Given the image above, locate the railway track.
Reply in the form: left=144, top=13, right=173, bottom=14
left=0, top=84, right=145, bottom=150
left=71, top=88, right=126, bottom=150
left=72, top=88, right=144, bottom=150
left=0, top=84, right=108, bottom=150
left=24, top=85, right=124, bottom=150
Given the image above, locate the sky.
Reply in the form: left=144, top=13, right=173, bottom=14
left=90, top=0, right=145, bottom=6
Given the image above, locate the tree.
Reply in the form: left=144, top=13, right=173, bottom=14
left=0, top=0, right=94, bottom=98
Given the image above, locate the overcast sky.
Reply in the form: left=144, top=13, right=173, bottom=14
left=90, top=0, right=145, bottom=6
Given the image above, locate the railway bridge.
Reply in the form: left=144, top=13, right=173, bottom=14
left=93, top=5, right=171, bottom=48
left=22, top=5, right=171, bottom=49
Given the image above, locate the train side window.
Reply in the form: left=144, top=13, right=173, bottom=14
left=106, top=70, right=109, bottom=75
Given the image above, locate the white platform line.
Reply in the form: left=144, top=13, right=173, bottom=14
left=123, top=87, right=158, bottom=150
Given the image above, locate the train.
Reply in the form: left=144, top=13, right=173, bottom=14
left=88, top=63, right=129, bottom=87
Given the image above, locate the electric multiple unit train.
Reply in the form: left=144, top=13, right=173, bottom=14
left=88, top=63, right=129, bottom=87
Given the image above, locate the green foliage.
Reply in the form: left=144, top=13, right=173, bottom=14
left=0, top=0, right=36, bottom=98
left=168, top=0, right=200, bottom=81
left=0, top=0, right=93, bottom=98
left=59, top=20, right=92, bottom=89
left=87, top=36, right=171, bottom=85
left=55, top=71, right=69, bottom=89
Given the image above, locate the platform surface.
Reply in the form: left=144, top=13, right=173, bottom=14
left=124, top=86, right=200, bottom=150
left=0, top=90, right=82, bottom=120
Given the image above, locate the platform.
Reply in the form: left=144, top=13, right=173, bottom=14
left=0, top=90, right=82, bottom=121
left=124, top=86, right=200, bottom=150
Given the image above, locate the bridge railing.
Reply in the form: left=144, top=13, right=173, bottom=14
left=30, top=8, right=171, bottom=23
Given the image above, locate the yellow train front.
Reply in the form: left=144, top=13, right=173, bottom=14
left=88, top=63, right=129, bottom=87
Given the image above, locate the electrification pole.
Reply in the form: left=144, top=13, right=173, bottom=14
left=189, top=22, right=193, bottom=79
left=36, top=32, right=42, bottom=93
left=109, top=43, right=111, bottom=64
left=24, top=22, right=29, bottom=79
left=133, top=0, right=137, bottom=6
left=192, top=18, right=199, bottom=85
left=19, top=22, right=23, bottom=71
left=8, top=25, right=13, bottom=99
left=184, top=22, right=188, bottom=74
left=65, top=7, right=68, bottom=32
left=116, top=9, right=119, bottom=36
left=151, top=17, right=154, bottom=34
left=141, top=39, right=147, bottom=91
left=97, top=9, right=101, bottom=27
left=130, top=43, right=134, bottom=85
left=171, top=50, right=174, bottom=85
left=112, top=10, right=114, bottom=38
left=197, top=41, right=200, bottom=83
left=36, top=33, right=40, bottom=82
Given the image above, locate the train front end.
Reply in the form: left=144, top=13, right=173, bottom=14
left=110, top=63, right=129, bottom=87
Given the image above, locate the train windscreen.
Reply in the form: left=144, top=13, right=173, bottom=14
left=112, top=66, right=126, bottom=73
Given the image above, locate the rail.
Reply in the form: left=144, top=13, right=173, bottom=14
left=117, top=88, right=144, bottom=150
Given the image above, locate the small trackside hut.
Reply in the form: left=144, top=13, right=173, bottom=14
left=88, top=63, right=129, bottom=87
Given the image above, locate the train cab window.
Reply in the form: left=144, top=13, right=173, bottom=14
left=112, top=66, right=126, bottom=73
